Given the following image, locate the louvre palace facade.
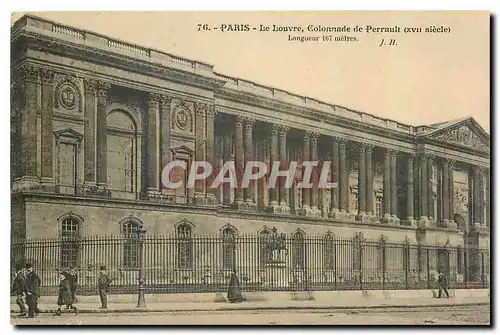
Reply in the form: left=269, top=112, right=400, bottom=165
left=10, top=15, right=490, bottom=289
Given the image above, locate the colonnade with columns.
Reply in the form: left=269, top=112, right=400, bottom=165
left=214, top=115, right=490, bottom=229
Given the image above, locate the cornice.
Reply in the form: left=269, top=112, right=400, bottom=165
left=16, top=31, right=224, bottom=93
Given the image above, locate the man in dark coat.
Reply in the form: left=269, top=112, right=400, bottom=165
left=98, top=266, right=112, bottom=309
left=437, top=271, right=450, bottom=298
left=24, top=263, right=41, bottom=318
left=54, top=272, right=78, bottom=316
left=227, top=270, right=244, bottom=303
left=68, top=267, right=78, bottom=305
left=11, top=265, right=27, bottom=316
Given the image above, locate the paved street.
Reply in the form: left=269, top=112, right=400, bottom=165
left=11, top=304, right=490, bottom=325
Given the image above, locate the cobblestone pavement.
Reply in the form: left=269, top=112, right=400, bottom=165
left=11, top=304, right=490, bottom=325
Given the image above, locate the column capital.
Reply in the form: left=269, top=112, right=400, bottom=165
left=354, top=143, right=366, bottom=153
left=278, top=124, right=290, bottom=136
left=332, top=136, right=346, bottom=145
left=95, top=81, right=111, bottom=98
left=236, top=115, right=245, bottom=126
left=388, top=148, right=398, bottom=156
left=83, top=78, right=98, bottom=93
left=148, top=93, right=163, bottom=108
left=17, top=64, right=40, bottom=84
left=243, top=117, right=255, bottom=130
left=407, top=152, right=416, bottom=160
left=473, top=165, right=485, bottom=175
left=195, top=102, right=209, bottom=116
left=40, top=68, right=55, bottom=85
left=307, top=131, right=320, bottom=142
left=363, top=143, right=374, bottom=152
left=206, top=105, right=217, bottom=119
left=423, top=153, right=435, bottom=162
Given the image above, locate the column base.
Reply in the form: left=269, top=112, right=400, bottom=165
left=80, top=182, right=110, bottom=198
left=12, top=176, right=40, bottom=192
left=39, top=177, right=56, bottom=193
left=232, top=200, right=257, bottom=211
left=418, top=217, right=430, bottom=228
left=329, top=208, right=342, bottom=219
left=299, top=206, right=321, bottom=217
left=446, top=220, right=458, bottom=229
left=380, top=213, right=392, bottom=224
left=356, top=212, right=370, bottom=222
left=391, top=215, right=400, bottom=225
left=407, top=218, right=418, bottom=228
left=266, top=203, right=290, bottom=214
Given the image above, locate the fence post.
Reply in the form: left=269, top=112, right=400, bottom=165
left=426, top=248, right=430, bottom=289
left=382, top=242, right=386, bottom=290
left=464, top=247, right=468, bottom=288
left=404, top=241, right=409, bottom=290
left=481, top=252, right=485, bottom=289
left=359, top=239, right=363, bottom=291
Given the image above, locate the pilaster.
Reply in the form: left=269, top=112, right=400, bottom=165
left=329, top=137, right=341, bottom=219
left=39, top=68, right=55, bottom=192
left=95, top=80, right=111, bottom=196
left=406, top=153, right=417, bottom=227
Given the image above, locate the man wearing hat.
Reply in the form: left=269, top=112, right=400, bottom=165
left=24, top=263, right=41, bottom=318
left=98, top=266, right=112, bottom=309
left=11, top=265, right=27, bottom=316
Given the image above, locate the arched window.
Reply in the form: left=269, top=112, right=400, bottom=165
left=292, top=230, right=306, bottom=270
left=222, top=227, right=237, bottom=270
left=60, top=217, right=80, bottom=269
left=176, top=223, right=193, bottom=269
left=323, top=231, right=335, bottom=270
left=107, top=110, right=137, bottom=194
left=122, top=220, right=141, bottom=269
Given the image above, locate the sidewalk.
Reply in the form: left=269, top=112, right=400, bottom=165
left=10, top=296, right=489, bottom=314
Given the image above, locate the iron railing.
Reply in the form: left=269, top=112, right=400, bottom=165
left=11, top=234, right=489, bottom=295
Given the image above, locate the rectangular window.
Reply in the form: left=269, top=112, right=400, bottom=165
left=107, top=134, right=134, bottom=192
left=375, top=196, right=383, bottom=219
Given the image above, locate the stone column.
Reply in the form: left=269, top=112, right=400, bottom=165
left=39, top=69, right=55, bottom=190
left=278, top=125, right=290, bottom=213
left=356, top=144, right=367, bottom=221
left=365, top=144, right=374, bottom=218
left=146, top=93, right=161, bottom=196
left=95, top=81, right=111, bottom=195
left=205, top=106, right=217, bottom=204
left=222, top=134, right=232, bottom=206
left=243, top=117, right=256, bottom=209
left=390, top=149, right=399, bottom=223
left=442, top=159, right=450, bottom=225
left=309, top=132, right=321, bottom=217
left=485, top=168, right=490, bottom=228
left=382, top=149, right=391, bottom=223
left=427, top=155, right=435, bottom=221
left=83, top=79, right=97, bottom=190
left=472, top=166, right=484, bottom=226
left=194, top=103, right=207, bottom=204
left=300, top=132, right=311, bottom=215
left=15, top=64, right=39, bottom=190
left=419, top=154, right=429, bottom=227
left=407, top=153, right=416, bottom=226
left=257, top=138, right=267, bottom=211
left=329, top=138, right=340, bottom=218
left=446, top=159, right=458, bottom=228
left=338, top=139, right=349, bottom=216
left=267, top=124, right=279, bottom=212
left=232, top=116, right=245, bottom=208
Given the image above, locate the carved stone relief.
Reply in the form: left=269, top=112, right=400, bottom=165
left=171, top=99, right=194, bottom=135
left=436, top=126, right=488, bottom=151
left=54, top=74, right=83, bottom=113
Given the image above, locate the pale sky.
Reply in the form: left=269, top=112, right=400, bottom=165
left=12, top=11, right=490, bottom=132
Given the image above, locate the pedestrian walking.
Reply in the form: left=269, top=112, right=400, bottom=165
left=24, top=263, right=41, bottom=318
left=227, top=270, right=244, bottom=303
left=68, top=266, right=79, bottom=304
left=98, top=266, right=112, bottom=309
left=11, top=265, right=27, bottom=316
left=437, top=271, right=450, bottom=298
left=54, top=272, right=78, bottom=316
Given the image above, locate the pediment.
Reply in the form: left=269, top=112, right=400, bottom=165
left=53, top=128, right=83, bottom=140
left=425, top=118, right=490, bottom=152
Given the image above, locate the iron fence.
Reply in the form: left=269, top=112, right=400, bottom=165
left=11, top=234, right=489, bottom=296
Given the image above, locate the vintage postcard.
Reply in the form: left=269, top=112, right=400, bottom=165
left=9, top=11, right=490, bottom=325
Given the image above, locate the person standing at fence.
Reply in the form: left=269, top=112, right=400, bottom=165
left=227, top=270, right=244, bottom=303
left=11, top=265, right=27, bottom=316
left=54, top=272, right=78, bottom=316
left=98, top=266, right=112, bottom=309
left=437, top=271, right=450, bottom=298
left=24, top=263, right=41, bottom=318
left=68, top=266, right=79, bottom=305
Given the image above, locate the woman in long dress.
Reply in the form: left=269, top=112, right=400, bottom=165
left=227, top=270, right=244, bottom=303
left=54, top=272, right=78, bottom=316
